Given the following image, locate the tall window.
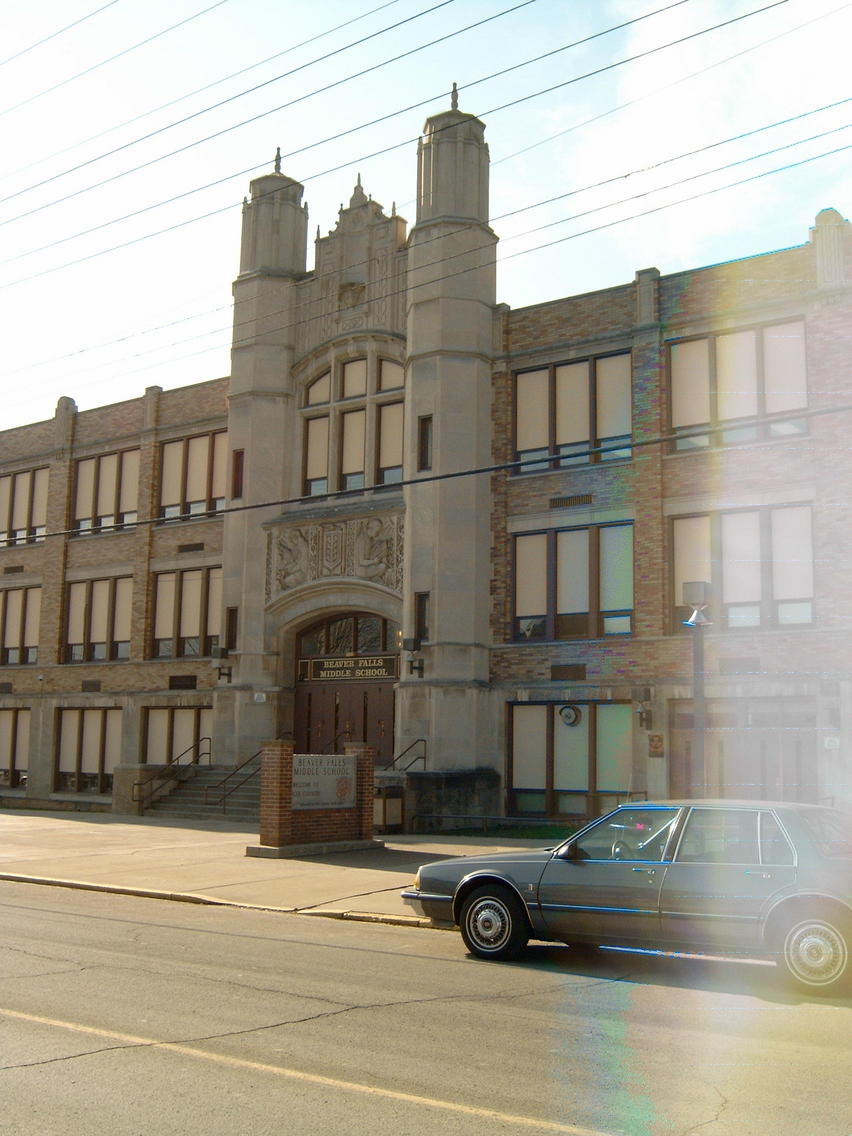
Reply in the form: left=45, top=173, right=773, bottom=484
left=144, top=707, right=212, bottom=764
left=672, top=504, right=813, bottom=629
left=514, top=353, right=632, bottom=472
left=302, top=357, right=405, bottom=496
left=159, top=432, right=227, bottom=520
left=74, top=450, right=139, bottom=534
left=0, top=467, right=48, bottom=546
left=0, top=708, right=29, bottom=787
left=669, top=320, right=807, bottom=449
left=0, top=587, right=41, bottom=664
left=513, top=523, right=633, bottom=641
left=65, top=578, right=132, bottom=662
left=152, top=567, right=221, bottom=658
left=510, top=702, right=633, bottom=816
left=56, top=708, right=122, bottom=792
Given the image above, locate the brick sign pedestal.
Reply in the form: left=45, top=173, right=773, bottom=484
left=246, top=741, right=382, bottom=858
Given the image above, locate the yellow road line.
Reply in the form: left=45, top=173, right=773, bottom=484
left=2, top=1005, right=613, bottom=1136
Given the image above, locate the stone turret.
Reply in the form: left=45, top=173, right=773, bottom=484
left=238, top=154, right=308, bottom=278
left=399, top=87, right=498, bottom=770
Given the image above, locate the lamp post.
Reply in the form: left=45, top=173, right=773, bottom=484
left=682, top=582, right=712, bottom=796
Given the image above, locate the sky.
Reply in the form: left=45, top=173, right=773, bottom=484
left=0, top=0, right=850, bottom=430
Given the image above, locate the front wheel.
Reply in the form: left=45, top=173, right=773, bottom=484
left=459, top=885, right=529, bottom=961
left=778, top=914, right=850, bottom=995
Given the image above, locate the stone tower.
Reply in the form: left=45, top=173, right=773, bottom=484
left=397, top=91, right=498, bottom=769
left=216, top=161, right=309, bottom=763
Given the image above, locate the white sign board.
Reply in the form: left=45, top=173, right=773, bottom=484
left=293, top=754, right=356, bottom=810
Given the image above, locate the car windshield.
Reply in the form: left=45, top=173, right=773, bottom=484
left=799, top=809, right=852, bottom=856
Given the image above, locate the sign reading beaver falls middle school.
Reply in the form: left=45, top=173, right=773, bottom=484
left=292, top=754, right=356, bottom=810
left=308, top=655, right=397, bottom=680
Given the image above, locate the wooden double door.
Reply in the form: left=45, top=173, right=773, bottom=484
left=294, top=680, right=395, bottom=764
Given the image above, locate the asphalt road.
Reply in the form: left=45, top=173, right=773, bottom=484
left=1, top=882, right=850, bottom=1136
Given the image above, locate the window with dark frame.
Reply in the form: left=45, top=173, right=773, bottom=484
left=65, top=577, right=131, bottom=663
left=671, top=503, right=814, bottom=630
left=301, top=358, right=405, bottom=496
left=159, top=431, right=228, bottom=521
left=73, top=450, right=139, bottom=535
left=417, top=415, right=433, bottom=471
left=513, top=523, right=633, bottom=641
left=668, top=319, right=807, bottom=450
left=151, top=566, right=221, bottom=659
left=0, top=587, right=41, bottom=665
left=231, top=449, right=245, bottom=499
left=0, top=468, right=48, bottom=547
left=143, top=706, right=212, bottom=765
left=55, top=707, right=122, bottom=794
left=0, top=707, right=29, bottom=787
left=513, top=352, right=632, bottom=474
left=509, top=701, right=634, bottom=817
left=414, top=592, right=430, bottom=642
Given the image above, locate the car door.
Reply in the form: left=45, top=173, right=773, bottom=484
left=659, top=807, right=797, bottom=951
left=537, top=806, right=681, bottom=944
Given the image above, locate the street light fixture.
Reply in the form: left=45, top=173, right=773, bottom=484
left=682, top=581, right=712, bottom=796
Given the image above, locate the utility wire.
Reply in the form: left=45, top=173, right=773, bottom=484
left=0, top=0, right=465, bottom=209
left=0, top=0, right=405, bottom=183
left=0, top=1, right=232, bottom=120
left=0, top=0, right=695, bottom=267
left=34, top=403, right=852, bottom=542
left=0, top=0, right=124, bottom=69
left=14, top=132, right=843, bottom=397
left=6, top=0, right=838, bottom=374
left=0, top=0, right=794, bottom=280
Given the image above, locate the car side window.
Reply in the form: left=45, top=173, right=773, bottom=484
left=760, top=811, right=794, bottom=865
left=572, top=808, right=679, bottom=862
left=676, top=808, right=759, bottom=865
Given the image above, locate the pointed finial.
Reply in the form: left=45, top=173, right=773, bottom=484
left=451, top=82, right=458, bottom=110
left=391, top=201, right=396, bottom=217
left=274, top=146, right=282, bottom=174
left=316, top=225, right=321, bottom=240
left=357, top=172, right=362, bottom=186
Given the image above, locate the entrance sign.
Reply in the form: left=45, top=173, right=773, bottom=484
left=293, top=753, right=356, bottom=810
left=308, top=655, right=397, bottom=681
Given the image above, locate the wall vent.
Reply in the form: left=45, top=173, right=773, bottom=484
left=551, top=664, right=587, bottom=681
left=82, top=680, right=101, bottom=693
left=550, top=494, right=592, bottom=509
left=169, top=675, right=197, bottom=690
left=3, top=565, right=25, bottom=575
left=178, top=542, right=204, bottom=554
left=0, top=682, right=12, bottom=694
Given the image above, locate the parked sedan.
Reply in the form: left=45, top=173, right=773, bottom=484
left=401, top=801, right=852, bottom=994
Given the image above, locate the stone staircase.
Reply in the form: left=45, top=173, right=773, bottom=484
left=144, top=760, right=261, bottom=825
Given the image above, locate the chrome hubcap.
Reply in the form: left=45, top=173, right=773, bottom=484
left=786, top=921, right=847, bottom=986
left=469, top=899, right=509, bottom=949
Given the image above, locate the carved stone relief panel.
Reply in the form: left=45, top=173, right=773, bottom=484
left=267, top=512, right=404, bottom=602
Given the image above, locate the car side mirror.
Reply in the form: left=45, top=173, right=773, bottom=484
left=560, top=841, right=581, bottom=861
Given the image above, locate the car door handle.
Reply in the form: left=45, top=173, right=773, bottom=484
left=744, top=870, right=772, bottom=878
left=631, top=867, right=656, bottom=875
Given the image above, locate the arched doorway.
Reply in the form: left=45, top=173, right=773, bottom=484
left=293, top=612, right=399, bottom=763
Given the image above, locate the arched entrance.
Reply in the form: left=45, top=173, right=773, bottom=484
left=293, top=612, right=399, bottom=763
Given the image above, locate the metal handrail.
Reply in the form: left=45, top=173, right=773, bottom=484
left=382, top=737, right=427, bottom=771
left=410, top=813, right=564, bottom=835
left=321, top=730, right=352, bottom=754
left=203, top=749, right=263, bottom=814
left=132, top=737, right=212, bottom=810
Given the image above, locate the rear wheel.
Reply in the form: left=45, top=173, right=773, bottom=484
left=778, top=913, right=850, bottom=995
left=459, top=885, right=529, bottom=961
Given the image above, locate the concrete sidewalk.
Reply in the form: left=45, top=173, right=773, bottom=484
left=0, top=810, right=547, bottom=927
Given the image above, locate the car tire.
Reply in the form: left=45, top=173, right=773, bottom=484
left=777, top=912, right=850, bottom=995
left=459, top=885, right=530, bottom=961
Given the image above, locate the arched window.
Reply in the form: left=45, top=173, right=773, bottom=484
left=302, top=357, right=404, bottom=497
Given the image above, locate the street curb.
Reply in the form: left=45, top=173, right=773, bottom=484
left=0, top=872, right=437, bottom=929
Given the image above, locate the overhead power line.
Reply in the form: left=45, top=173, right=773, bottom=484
left=0, top=0, right=695, bottom=268
left=0, top=0, right=124, bottom=69
left=6, top=0, right=839, bottom=376
left=0, top=0, right=466, bottom=209
left=0, top=1, right=232, bottom=120
left=0, top=0, right=405, bottom=183
left=33, top=402, right=852, bottom=542
left=12, top=132, right=844, bottom=398
left=0, top=0, right=793, bottom=280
